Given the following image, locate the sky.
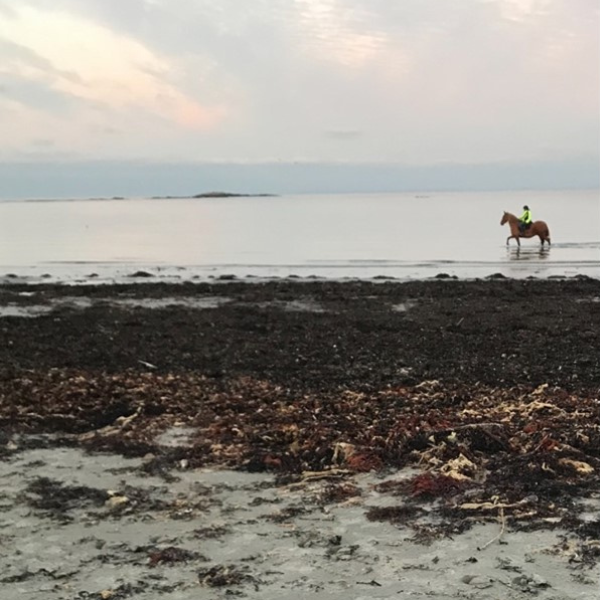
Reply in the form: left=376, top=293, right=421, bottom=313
left=0, top=0, right=598, bottom=195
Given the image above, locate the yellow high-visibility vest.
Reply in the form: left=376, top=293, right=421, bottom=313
left=520, top=210, right=532, bottom=224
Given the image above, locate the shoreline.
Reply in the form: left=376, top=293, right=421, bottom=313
left=2, top=270, right=599, bottom=287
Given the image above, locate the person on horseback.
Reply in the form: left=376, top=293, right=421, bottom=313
left=518, top=205, right=532, bottom=232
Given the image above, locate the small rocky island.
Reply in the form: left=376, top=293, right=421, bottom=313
left=193, top=191, right=275, bottom=198
left=151, top=191, right=276, bottom=199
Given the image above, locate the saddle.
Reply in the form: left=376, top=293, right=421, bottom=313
left=518, top=222, right=532, bottom=232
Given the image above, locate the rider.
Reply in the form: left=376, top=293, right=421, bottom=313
left=518, top=205, right=532, bottom=232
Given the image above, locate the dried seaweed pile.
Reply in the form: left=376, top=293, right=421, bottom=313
left=2, top=369, right=599, bottom=541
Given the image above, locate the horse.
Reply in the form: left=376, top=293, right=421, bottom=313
left=500, top=211, right=551, bottom=247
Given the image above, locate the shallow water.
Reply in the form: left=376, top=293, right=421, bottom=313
left=0, top=190, right=598, bottom=282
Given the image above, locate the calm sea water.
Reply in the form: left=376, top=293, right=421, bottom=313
left=0, top=190, right=598, bottom=282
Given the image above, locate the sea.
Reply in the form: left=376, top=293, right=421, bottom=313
left=0, top=189, right=598, bottom=283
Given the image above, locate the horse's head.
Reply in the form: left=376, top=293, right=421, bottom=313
left=500, top=211, right=508, bottom=225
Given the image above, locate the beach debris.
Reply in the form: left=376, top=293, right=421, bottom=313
left=1, top=568, right=79, bottom=583
left=317, top=481, right=362, bottom=504
left=356, top=579, right=382, bottom=587
left=511, top=573, right=551, bottom=593
left=410, top=473, right=469, bottom=499
left=198, top=564, right=255, bottom=587
left=23, top=477, right=108, bottom=518
left=301, top=468, right=352, bottom=481
left=264, top=505, right=309, bottom=523
left=460, top=574, right=493, bottom=589
left=366, top=504, right=425, bottom=525
left=83, top=582, right=153, bottom=598
left=531, top=383, right=550, bottom=395
left=332, top=442, right=356, bottom=464
left=558, top=458, right=594, bottom=474
left=478, top=507, right=506, bottom=551
left=148, top=546, right=207, bottom=566
left=105, top=491, right=129, bottom=510
left=78, top=404, right=144, bottom=441
left=460, top=498, right=531, bottom=512
left=440, top=454, right=477, bottom=481
left=3, top=367, right=600, bottom=547
left=193, top=525, right=231, bottom=539
left=138, top=360, right=158, bottom=370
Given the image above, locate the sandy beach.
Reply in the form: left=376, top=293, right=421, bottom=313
left=1, top=278, right=599, bottom=599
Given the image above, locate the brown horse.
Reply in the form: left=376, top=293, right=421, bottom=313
left=500, top=211, right=551, bottom=247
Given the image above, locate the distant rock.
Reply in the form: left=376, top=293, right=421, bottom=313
left=573, top=274, right=595, bottom=281
left=151, top=191, right=276, bottom=200
left=192, top=191, right=275, bottom=198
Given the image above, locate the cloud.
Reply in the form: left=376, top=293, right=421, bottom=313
left=0, top=74, right=78, bottom=113
left=0, top=6, right=226, bottom=133
left=0, top=1, right=16, bottom=18
left=0, top=37, right=82, bottom=83
left=0, top=0, right=597, bottom=165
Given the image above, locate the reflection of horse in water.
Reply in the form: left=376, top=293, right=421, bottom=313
left=510, top=246, right=550, bottom=261
left=500, top=212, right=551, bottom=247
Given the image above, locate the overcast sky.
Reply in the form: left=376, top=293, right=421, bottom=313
left=0, top=0, right=598, bottom=194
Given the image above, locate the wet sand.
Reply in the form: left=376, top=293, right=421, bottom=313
left=1, top=278, right=599, bottom=598
left=1, top=442, right=598, bottom=599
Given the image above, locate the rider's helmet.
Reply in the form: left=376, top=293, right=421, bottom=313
left=523, top=205, right=529, bottom=210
